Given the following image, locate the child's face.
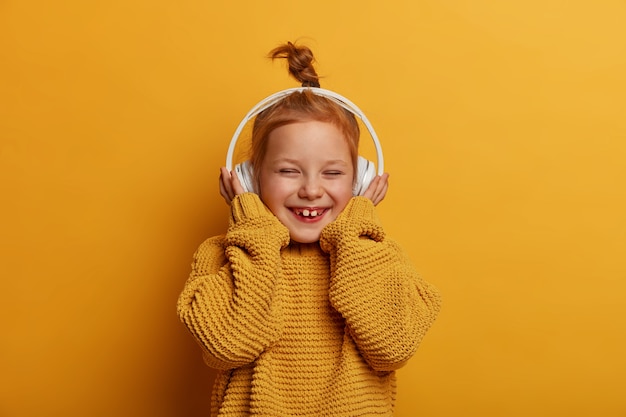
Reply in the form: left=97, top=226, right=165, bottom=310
left=258, top=120, right=354, bottom=243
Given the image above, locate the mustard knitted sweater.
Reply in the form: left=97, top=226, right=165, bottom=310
left=177, top=193, right=441, bottom=417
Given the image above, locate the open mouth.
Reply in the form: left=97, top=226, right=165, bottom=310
left=292, top=208, right=326, bottom=218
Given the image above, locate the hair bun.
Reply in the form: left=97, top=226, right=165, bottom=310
left=270, top=41, right=321, bottom=88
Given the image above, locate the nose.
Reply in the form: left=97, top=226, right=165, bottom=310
left=298, top=175, right=323, bottom=200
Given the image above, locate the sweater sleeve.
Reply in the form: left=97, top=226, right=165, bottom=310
left=319, top=197, right=441, bottom=372
left=177, top=193, right=290, bottom=370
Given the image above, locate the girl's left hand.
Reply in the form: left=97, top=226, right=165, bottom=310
left=362, top=173, right=389, bottom=206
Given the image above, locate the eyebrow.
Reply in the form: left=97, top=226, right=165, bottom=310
left=270, top=158, right=350, bottom=166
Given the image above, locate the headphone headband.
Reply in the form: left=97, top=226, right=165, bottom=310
left=225, top=87, right=384, bottom=175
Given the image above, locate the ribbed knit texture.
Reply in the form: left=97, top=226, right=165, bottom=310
left=177, top=193, right=441, bottom=417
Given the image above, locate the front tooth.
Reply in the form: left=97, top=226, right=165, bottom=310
left=302, top=209, right=310, bottom=217
left=310, top=210, right=318, bottom=217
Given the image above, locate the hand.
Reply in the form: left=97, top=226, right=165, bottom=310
left=362, top=173, right=389, bottom=206
left=219, top=167, right=246, bottom=205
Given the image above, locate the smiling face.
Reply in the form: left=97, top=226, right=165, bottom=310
left=258, top=120, right=354, bottom=243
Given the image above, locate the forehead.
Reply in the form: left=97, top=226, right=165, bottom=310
left=266, top=120, right=351, bottom=158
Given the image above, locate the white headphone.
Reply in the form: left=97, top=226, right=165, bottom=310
left=225, top=87, right=384, bottom=196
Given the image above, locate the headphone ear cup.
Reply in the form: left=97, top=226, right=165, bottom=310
left=354, top=156, right=376, bottom=196
left=234, top=160, right=257, bottom=194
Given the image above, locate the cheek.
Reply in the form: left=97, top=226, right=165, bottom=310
left=258, top=176, right=290, bottom=211
left=332, top=182, right=354, bottom=209
left=257, top=176, right=274, bottom=206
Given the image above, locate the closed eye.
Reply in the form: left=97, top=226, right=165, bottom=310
left=324, top=171, right=345, bottom=176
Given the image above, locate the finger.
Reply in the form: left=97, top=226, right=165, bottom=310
left=373, top=181, right=388, bottom=205
left=219, top=167, right=234, bottom=205
left=371, top=173, right=389, bottom=206
left=230, top=169, right=246, bottom=195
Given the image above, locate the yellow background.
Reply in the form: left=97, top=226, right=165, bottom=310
left=1, top=1, right=625, bottom=416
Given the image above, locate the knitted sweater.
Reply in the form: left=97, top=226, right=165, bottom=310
left=177, top=193, right=441, bottom=417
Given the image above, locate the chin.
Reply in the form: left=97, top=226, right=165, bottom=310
left=289, top=231, right=322, bottom=244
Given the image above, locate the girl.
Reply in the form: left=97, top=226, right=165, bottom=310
left=177, top=41, right=441, bottom=417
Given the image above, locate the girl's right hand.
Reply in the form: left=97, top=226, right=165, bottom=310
left=362, top=173, right=389, bottom=206
left=219, top=167, right=246, bottom=205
